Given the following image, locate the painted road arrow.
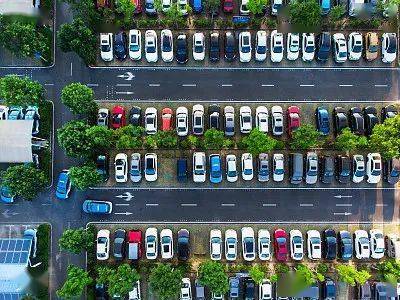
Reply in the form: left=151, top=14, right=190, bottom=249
left=334, top=195, right=353, bottom=199
left=115, top=192, right=134, bottom=201
left=2, top=209, right=20, bottom=218
left=117, top=72, right=135, bottom=81
left=333, top=212, right=352, bottom=216
left=114, top=212, right=133, bottom=216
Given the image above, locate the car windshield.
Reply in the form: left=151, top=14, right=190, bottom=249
left=244, top=238, right=254, bottom=252
left=195, top=44, right=203, bottom=53
left=147, top=44, right=156, bottom=53
left=274, top=45, right=283, bottom=53
left=101, top=44, right=110, bottom=52
left=277, top=237, right=286, bottom=244
left=290, top=44, right=299, bottom=52
left=244, top=168, right=252, bottom=175
left=305, top=45, right=314, bottom=53
left=257, top=46, right=266, bottom=54
left=113, top=114, right=122, bottom=124
left=369, top=44, right=378, bottom=52
left=146, top=2, right=154, bottom=8
left=353, top=44, right=362, bottom=53
left=130, top=167, right=140, bottom=176
left=387, top=38, right=396, bottom=53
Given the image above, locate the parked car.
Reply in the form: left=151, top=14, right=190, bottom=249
left=354, top=230, right=370, bottom=259
left=113, top=229, right=126, bottom=260
left=366, top=153, right=381, bottom=184
left=8, top=106, right=24, bottom=120
left=258, top=153, right=269, bottom=182
left=193, top=152, right=206, bottom=183
left=210, top=229, right=222, bottom=260
left=210, top=154, right=222, bottom=183
left=369, top=229, right=385, bottom=259
left=386, top=234, right=400, bottom=260
left=97, top=108, right=109, bottom=127
left=145, top=107, right=157, bottom=134
left=239, top=32, right=252, bottom=63
left=82, top=200, right=112, bottom=215
left=209, top=33, right=220, bottom=62
left=160, top=229, right=173, bottom=259
left=97, top=229, right=110, bottom=260
left=240, top=106, right=252, bottom=133
left=229, top=277, right=240, bottom=299
left=271, top=105, right=284, bottom=136
left=133, top=0, right=143, bottom=13
left=333, top=107, right=348, bottom=135
left=385, top=158, right=400, bottom=184
left=209, top=104, right=221, bottom=130
left=145, top=0, right=157, bottom=16
left=365, top=32, right=378, bottom=61
left=129, top=106, right=141, bottom=126
left=364, top=106, right=379, bottom=135
left=374, top=282, right=387, bottom=299
left=111, top=105, right=126, bottom=129
left=56, top=170, right=71, bottom=199
left=195, top=280, right=205, bottom=300
left=290, top=153, right=303, bottom=185
left=225, top=229, right=237, bottom=261
left=322, top=278, right=336, bottom=300
left=348, top=32, right=363, bottom=60
left=24, top=105, right=40, bottom=135
left=176, top=34, right=189, bottom=64
left=241, top=227, right=256, bottom=261
left=381, top=104, right=398, bottom=122
left=287, top=33, right=300, bottom=61
left=178, top=229, right=190, bottom=261
left=177, top=159, right=188, bottom=182
left=192, top=104, right=204, bottom=135
left=181, top=278, right=192, bottom=300
left=274, top=228, right=288, bottom=262
left=258, top=229, right=271, bottom=260
left=145, top=227, right=158, bottom=260
left=145, top=30, right=158, bottom=63
left=0, top=105, right=9, bottom=120
left=316, top=107, right=330, bottom=135
left=177, top=0, right=189, bottom=15
left=130, top=153, right=142, bottom=183
left=307, top=230, right=322, bottom=260
left=381, top=32, right=397, bottom=63
left=271, top=30, right=284, bottom=63
left=0, top=186, right=14, bottom=204
left=336, top=155, right=351, bottom=184
left=352, top=154, right=365, bottom=183
left=100, top=33, right=113, bottom=61
left=224, top=32, right=236, bottom=61
left=290, top=229, right=304, bottom=261
left=320, top=0, right=331, bottom=14
left=115, top=153, right=128, bottom=183
left=95, top=283, right=107, bottom=300
left=129, top=29, right=142, bottom=60
left=256, top=106, right=268, bottom=133
left=224, top=106, right=235, bottom=136
left=129, top=280, right=141, bottom=300
left=316, top=32, right=331, bottom=61
left=259, top=279, right=272, bottom=300
left=333, top=33, right=347, bottom=63
left=114, top=31, right=127, bottom=60
left=323, top=229, right=337, bottom=260
left=244, top=279, right=255, bottom=300
left=161, top=107, right=173, bottom=131
left=273, top=153, right=284, bottom=182
left=144, top=153, right=157, bottom=182
left=241, top=153, right=254, bottom=181
left=302, top=33, right=315, bottom=62
left=320, top=155, right=334, bottom=184
left=287, top=106, right=300, bottom=136
left=226, top=154, right=238, bottom=182
left=240, top=0, right=250, bottom=14
left=338, top=230, right=353, bottom=260
left=193, top=32, right=206, bottom=61
left=176, top=106, right=189, bottom=136
left=349, top=107, right=364, bottom=135
left=305, top=152, right=318, bottom=184
left=161, top=0, right=171, bottom=11
left=358, top=282, right=372, bottom=299
left=255, top=30, right=267, bottom=62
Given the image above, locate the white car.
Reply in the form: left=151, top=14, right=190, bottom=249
left=0, top=105, right=9, bottom=120
left=271, top=105, right=284, bottom=136
left=145, top=227, right=158, bottom=260
left=240, top=106, right=252, bottom=133
left=241, top=227, right=255, bottom=261
left=211, top=293, right=223, bottom=300
left=160, top=229, right=174, bottom=259
left=224, top=106, right=235, bottom=136
left=145, top=107, right=157, bottom=135
left=193, top=32, right=205, bottom=61
left=240, top=0, right=250, bottom=14
left=366, top=153, right=382, bottom=184
left=144, top=153, right=157, bottom=182
left=225, top=229, right=237, bottom=261
left=382, top=33, right=397, bottom=63
left=333, top=33, right=347, bottom=63
left=192, top=104, right=204, bottom=135
left=302, top=33, right=315, bottom=62
left=307, top=230, right=321, bottom=260
left=145, top=30, right=158, bottom=63
left=193, top=152, right=206, bottom=183
left=258, top=229, right=271, bottom=261
left=287, top=33, right=300, bottom=60
left=129, top=280, right=141, bottom=300
left=161, top=29, right=174, bottom=62
left=239, top=32, right=252, bottom=63
left=352, top=154, right=365, bottom=183
left=290, top=229, right=304, bottom=261
left=370, top=229, right=385, bottom=259
left=226, top=154, right=238, bottom=182
left=177, top=0, right=188, bottom=15
left=348, top=32, right=363, bottom=61
left=176, top=106, right=189, bottom=136
left=115, top=153, right=128, bottom=183
left=255, top=31, right=267, bottom=62
left=128, top=30, right=141, bottom=60
left=181, top=278, right=192, bottom=300
left=210, top=229, right=223, bottom=260
left=256, top=106, right=268, bottom=133
left=259, top=279, right=272, bottom=300
left=271, top=0, right=282, bottom=15
left=270, top=30, right=284, bottom=63
left=96, top=229, right=110, bottom=260
left=273, top=154, right=284, bottom=182
left=100, top=33, right=113, bottom=61
left=354, top=230, right=370, bottom=259
left=162, top=0, right=171, bottom=11
left=241, top=153, right=254, bottom=181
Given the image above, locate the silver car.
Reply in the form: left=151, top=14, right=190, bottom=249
left=97, top=108, right=109, bottom=127
left=271, top=105, right=283, bottom=136
left=224, top=106, right=235, bottom=136
left=258, top=153, right=269, bottom=182
left=305, top=152, right=318, bottom=184
left=130, top=153, right=142, bottom=182
left=273, top=153, right=284, bottom=182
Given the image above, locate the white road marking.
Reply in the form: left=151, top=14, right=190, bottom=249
left=116, top=203, right=130, bottom=206
left=115, top=212, right=133, bottom=215
left=300, top=203, right=314, bottom=207
left=374, top=84, right=388, bottom=87
left=149, top=83, right=160, bottom=87
left=261, top=84, right=275, bottom=87
left=115, top=91, right=134, bottom=95
left=90, top=186, right=396, bottom=190
left=336, top=203, right=352, bottom=207
left=221, top=203, right=235, bottom=207
left=70, top=62, right=73, bottom=76
left=44, top=83, right=54, bottom=86
left=182, top=84, right=197, bottom=87
left=116, top=83, right=131, bottom=87
left=221, top=84, right=233, bottom=87
left=86, top=83, right=99, bottom=87
left=334, top=195, right=353, bottom=198
left=376, top=203, right=388, bottom=207
left=181, top=203, right=198, bottom=207
left=333, top=212, right=352, bottom=216
left=339, top=84, right=353, bottom=87
left=262, top=203, right=277, bottom=207
left=299, top=84, right=315, bottom=87
left=146, top=203, right=159, bottom=207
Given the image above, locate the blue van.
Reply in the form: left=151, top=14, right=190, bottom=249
left=193, top=0, right=203, bottom=13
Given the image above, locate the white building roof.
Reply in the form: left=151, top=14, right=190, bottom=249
left=0, top=121, right=33, bottom=163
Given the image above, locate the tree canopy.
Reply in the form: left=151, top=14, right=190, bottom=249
left=57, top=120, right=93, bottom=158
left=377, top=259, right=400, bottom=285
left=334, top=127, right=368, bottom=152
left=0, top=75, right=44, bottom=107
left=56, top=265, right=93, bottom=299
left=242, top=128, right=283, bottom=155
left=58, top=227, right=95, bottom=254
left=149, top=264, right=183, bottom=300
left=290, top=124, right=321, bottom=150
left=61, top=83, right=98, bottom=116
left=336, top=264, right=371, bottom=286
left=204, top=129, right=233, bottom=150
left=198, top=261, right=229, bottom=294
left=97, top=264, right=140, bottom=297
left=247, top=0, right=268, bottom=15
left=369, top=115, right=400, bottom=159
left=69, top=163, right=102, bottom=190
left=289, top=0, right=322, bottom=30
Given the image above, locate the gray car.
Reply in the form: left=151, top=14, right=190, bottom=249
left=306, top=152, right=318, bottom=184
left=258, top=153, right=269, bottom=182
left=224, top=106, right=235, bottom=136
left=229, top=277, right=240, bottom=299
left=130, top=153, right=142, bottom=182
left=145, top=0, right=157, bottom=15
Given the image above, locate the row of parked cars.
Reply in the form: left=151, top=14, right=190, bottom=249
left=98, top=104, right=398, bottom=137
left=96, top=227, right=400, bottom=262
left=100, top=30, right=397, bottom=64
left=0, top=105, right=40, bottom=135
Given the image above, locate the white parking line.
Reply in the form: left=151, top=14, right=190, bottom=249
left=146, top=203, right=159, bottom=207
left=376, top=203, right=388, bottom=207
left=300, top=203, right=314, bottom=207
left=182, top=84, right=197, bottom=87
left=181, top=203, right=198, bottom=207
left=149, top=83, right=160, bottom=87
left=221, top=84, right=233, bottom=87
left=261, top=84, right=275, bottom=87
left=299, top=84, right=315, bottom=87
left=115, top=91, right=134, bottom=95
left=86, top=83, right=99, bottom=87
left=70, top=62, right=73, bottom=76
left=374, top=84, right=389, bottom=87
left=336, top=203, right=352, bottom=207
left=339, top=84, right=353, bottom=87
left=221, top=203, right=235, bottom=207
left=116, top=203, right=130, bottom=206
left=116, top=83, right=131, bottom=87
left=44, top=83, right=54, bottom=86
left=262, top=203, right=277, bottom=207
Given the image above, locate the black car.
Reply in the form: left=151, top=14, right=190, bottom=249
left=177, top=229, right=190, bottom=261
left=113, top=228, right=126, bottom=260
left=244, top=278, right=255, bottom=300
left=224, top=32, right=236, bottom=61
left=177, top=159, right=188, bottom=182
left=95, top=283, right=108, bottom=300
left=358, top=282, right=372, bottom=299
left=320, top=155, right=334, bottom=184
left=322, top=278, right=336, bottom=299
left=129, top=106, right=142, bottom=126
left=209, top=104, right=221, bottom=130
left=323, top=229, right=337, bottom=260
left=209, top=32, right=220, bottom=62
left=363, top=106, right=379, bottom=135
left=338, top=230, right=353, bottom=260
left=385, top=158, right=400, bottom=184
left=316, top=32, right=331, bottom=61
left=381, top=104, right=398, bottom=122
left=176, top=34, right=188, bottom=64
left=96, top=155, right=109, bottom=182
left=349, top=107, right=365, bottom=135
left=336, top=155, right=351, bottom=183
left=333, top=107, right=348, bottom=135
left=114, top=31, right=128, bottom=60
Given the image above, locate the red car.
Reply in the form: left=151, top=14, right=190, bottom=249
left=161, top=107, right=173, bottom=131
left=223, top=0, right=234, bottom=12
left=111, top=106, right=126, bottom=129
left=287, top=106, right=300, bottom=136
left=128, top=230, right=142, bottom=260
left=133, top=0, right=142, bottom=14
left=274, top=229, right=288, bottom=262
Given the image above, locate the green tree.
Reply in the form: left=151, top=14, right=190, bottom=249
left=334, top=128, right=368, bottom=152
left=205, top=0, right=221, bottom=13
left=57, top=18, right=97, bottom=65
left=370, top=115, right=400, bottom=159
left=336, top=264, right=371, bottom=286
left=116, top=0, right=136, bottom=26
left=149, top=264, right=182, bottom=300
left=57, top=120, right=93, bottom=158
left=198, top=261, right=229, bottom=294
left=1, top=165, right=47, bottom=200
left=248, top=0, right=268, bottom=14
left=56, top=265, right=93, bottom=299
left=180, top=135, right=201, bottom=149
left=249, top=265, right=266, bottom=284
left=61, top=83, right=98, bottom=117
left=290, top=124, right=321, bottom=150
left=62, top=0, right=101, bottom=27
left=59, top=228, right=95, bottom=254
left=242, top=128, right=283, bottom=155
left=275, top=263, right=290, bottom=274
left=108, top=264, right=141, bottom=297
left=317, top=263, right=329, bottom=275
left=165, top=4, right=187, bottom=28
left=97, top=266, right=114, bottom=284
left=204, top=129, right=233, bottom=150
left=377, top=259, right=400, bottom=285
left=86, top=125, right=115, bottom=150
left=69, top=163, right=102, bottom=190
left=289, top=0, right=322, bottom=30
left=329, top=4, right=345, bottom=22
left=0, top=75, right=44, bottom=106
left=114, top=125, right=144, bottom=149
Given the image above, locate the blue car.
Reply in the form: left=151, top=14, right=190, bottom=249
left=82, top=200, right=113, bottom=214
left=320, top=0, right=331, bottom=14
left=8, top=106, right=24, bottom=120
left=209, top=154, right=222, bottom=183
left=56, top=170, right=71, bottom=199
left=0, top=186, right=14, bottom=203
left=316, top=107, right=330, bottom=135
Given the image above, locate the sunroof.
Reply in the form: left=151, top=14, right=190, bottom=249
left=0, top=238, right=32, bottom=265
